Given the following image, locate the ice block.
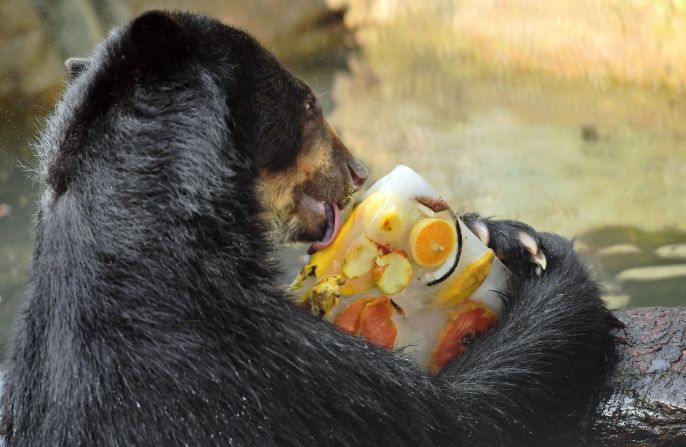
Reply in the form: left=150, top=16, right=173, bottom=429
left=290, top=165, right=510, bottom=373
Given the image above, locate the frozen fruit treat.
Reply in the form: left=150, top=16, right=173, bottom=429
left=290, top=165, right=510, bottom=373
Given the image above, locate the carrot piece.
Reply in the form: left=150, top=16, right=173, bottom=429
left=429, top=301, right=498, bottom=374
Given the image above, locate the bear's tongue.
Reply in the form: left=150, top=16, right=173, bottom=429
left=308, top=202, right=341, bottom=255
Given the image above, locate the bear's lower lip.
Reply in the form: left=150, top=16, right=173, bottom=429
left=308, top=202, right=341, bottom=254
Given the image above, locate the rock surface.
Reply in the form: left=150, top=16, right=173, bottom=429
left=0, top=0, right=344, bottom=108
left=330, top=0, right=686, bottom=90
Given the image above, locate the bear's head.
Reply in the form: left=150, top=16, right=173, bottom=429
left=60, top=11, right=367, bottom=251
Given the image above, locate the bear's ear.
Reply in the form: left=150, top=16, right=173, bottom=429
left=127, top=11, right=189, bottom=67
left=65, top=57, right=90, bottom=81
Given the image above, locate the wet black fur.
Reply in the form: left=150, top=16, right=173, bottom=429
left=0, top=11, right=617, bottom=447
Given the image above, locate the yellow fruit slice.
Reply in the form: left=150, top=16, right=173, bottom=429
left=342, top=235, right=380, bottom=279
left=378, top=210, right=402, bottom=234
left=409, top=218, right=458, bottom=267
left=373, top=251, right=413, bottom=294
left=435, top=249, right=495, bottom=307
left=297, top=275, right=345, bottom=316
left=289, top=264, right=316, bottom=291
left=356, top=191, right=386, bottom=221
left=339, top=272, right=375, bottom=295
left=429, top=301, right=497, bottom=373
left=305, top=206, right=357, bottom=278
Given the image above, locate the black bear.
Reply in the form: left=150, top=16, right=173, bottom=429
left=0, top=11, right=616, bottom=447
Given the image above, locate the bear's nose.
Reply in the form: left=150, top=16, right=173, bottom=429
left=348, top=160, right=368, bottom=191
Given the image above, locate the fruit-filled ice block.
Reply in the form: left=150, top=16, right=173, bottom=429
left=290, top=165, right=510, bottom=373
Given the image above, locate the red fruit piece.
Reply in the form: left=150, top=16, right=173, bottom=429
left=358, top=297, right=397, bottom=351
left=429, top=301, right=498, bottom=374
left=334, top=297, right=374, bottom=334
left=334, top=296, right=397, bottom=351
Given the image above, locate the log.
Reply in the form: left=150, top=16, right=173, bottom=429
left=594, top=307, right=686, bottom=446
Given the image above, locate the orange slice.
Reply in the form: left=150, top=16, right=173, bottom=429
left=409, top=218, right=457, bottom=267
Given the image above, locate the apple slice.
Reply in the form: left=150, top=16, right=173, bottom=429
left=342, top=235, right=380, bottom=279
left=373, top=252, right=413, bottom=295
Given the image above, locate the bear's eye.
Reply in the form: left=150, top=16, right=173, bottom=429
left=304, top=99, right=318, bottom=117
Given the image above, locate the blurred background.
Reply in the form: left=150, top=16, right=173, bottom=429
left=1, top=0, right=685, bottom=358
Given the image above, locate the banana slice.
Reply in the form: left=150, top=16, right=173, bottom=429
left=298, top=275, right=345, bottom=316
left=305, top=207, right=358, bottom=279
left=435, top=249, right=495, bottom=307
left=339, top=272, right=375, bottom=296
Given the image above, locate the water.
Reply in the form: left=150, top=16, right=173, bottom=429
left=320, top=42, right=686, bottom=312
left=1, top=28, right=685, bottom=360
left=0, top=113, right=38, bottom=343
